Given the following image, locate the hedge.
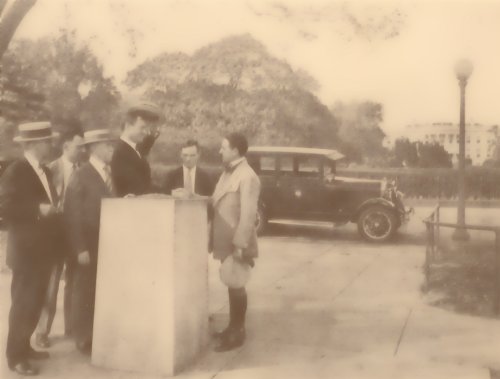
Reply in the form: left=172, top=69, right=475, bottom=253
left=337, top=167, right=500, bottom=199
left=152, top=164, right=500, bottom=199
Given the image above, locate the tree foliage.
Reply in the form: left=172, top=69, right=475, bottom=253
left=125, top=34, right=338, bottom=163
left=390, top=138, right=452, bottom=168
left=0, top=30, right=121, bottom=156
left=331, top=101, right=387, bottom=163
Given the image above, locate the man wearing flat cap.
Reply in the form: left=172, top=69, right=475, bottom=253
left=111, top=101, right=161, bottom=197
left=0, top=122, right=61, bottom=376
left=64, top=129, right=117, bottom=355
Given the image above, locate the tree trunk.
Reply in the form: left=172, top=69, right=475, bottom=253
left=0, top=0, right=37, bottom=60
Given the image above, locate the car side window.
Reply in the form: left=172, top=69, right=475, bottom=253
left=259, top=156, right=276, bottom=175
left=278, top=156, right=294, bottom=176
left=297, top=156, right=320, bottom=177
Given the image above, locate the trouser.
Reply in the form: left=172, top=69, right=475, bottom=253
left=6, top=265, right=52, bottom=367
left=36, top=257, right=75, bottom=337
left=228, top=287, right=247, bottom=329
left=72, top=263, right=97, bottom=346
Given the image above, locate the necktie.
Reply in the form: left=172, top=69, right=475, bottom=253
left=184, top=168, right=193, bottom=194
left=40, top=164, right=59, bottom=206
left=103, top=165, right=114, bottom=194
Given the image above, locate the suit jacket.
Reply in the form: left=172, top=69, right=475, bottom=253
left=110, top=140, right=151, bottom=197
left=0, top=159, right=61, bottom=270
left=210, top=158, right=260, bottom=262
left=65, top=162, right=113, bottom=263
left=163, top=166, right=214, bottom=196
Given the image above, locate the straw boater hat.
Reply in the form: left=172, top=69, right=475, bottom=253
left=80, top=129, right=117, bottom=145
left=13, top=121, right=59, bottom=143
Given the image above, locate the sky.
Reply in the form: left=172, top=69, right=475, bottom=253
left=10, top=0, right=500, bottom=137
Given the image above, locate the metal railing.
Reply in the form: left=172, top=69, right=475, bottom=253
left=423, top=205, right=500, bottom=315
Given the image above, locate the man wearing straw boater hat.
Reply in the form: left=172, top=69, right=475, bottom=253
left=111, top=100, right=161, bottom=197
left=0, top=122, right=61, bottom=376
left=35, top=119, right=86, bottom=350
left=64, top=129, right=116, bottom=355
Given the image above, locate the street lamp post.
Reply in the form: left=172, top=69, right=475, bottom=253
left=452, top=59, right=473, bottom=241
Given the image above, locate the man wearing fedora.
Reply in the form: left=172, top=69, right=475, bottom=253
left=210, top=132, right=260, bottom=352
left=35, top=120, right=86, bottom=349
left=64, top=129, right=116, bottom=355
left=0, top=122, right=61, bottom=375
left=111, top=101, right=161, bottom=197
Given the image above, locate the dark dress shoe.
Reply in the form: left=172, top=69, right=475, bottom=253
left=214, top=328, right=246, bottom=352
left=212, top=326, right=233, bottom=339
left=10, top=361, right=39, bottom=376
left=76, top=340, right=92, bottom=355
left=28, top=348, right=50, bottom=360
left=35, top=334, right=50, bottom=348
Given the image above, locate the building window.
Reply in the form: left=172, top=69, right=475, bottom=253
left=448, top=134, right=454, bottom=143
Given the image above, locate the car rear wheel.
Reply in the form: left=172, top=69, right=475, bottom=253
left=357, top=205, right=397, bottom=242
left=255, top=204, right=268, bottom=235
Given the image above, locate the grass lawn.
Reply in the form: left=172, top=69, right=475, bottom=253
left=425, top=238, right=499, bottom=318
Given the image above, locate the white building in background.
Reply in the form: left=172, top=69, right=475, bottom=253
left=384, top=122, right=499, bottom=166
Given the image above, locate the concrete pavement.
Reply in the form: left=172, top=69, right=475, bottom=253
left=0, top=219, right=499, bottom=378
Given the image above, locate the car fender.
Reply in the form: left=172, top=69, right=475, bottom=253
left=350, top=198, right=397, bottom=222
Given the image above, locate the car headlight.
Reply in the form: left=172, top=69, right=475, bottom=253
left=380, top=179, right=387, bottom=197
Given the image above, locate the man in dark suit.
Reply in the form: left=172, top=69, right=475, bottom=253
left=35, top=121, right=86, bottom=348
left=111, top=101, right=161, bottom=197
left=163, top=140, right=214, bottom=197
left=65, top=129, right=116, bottom=355
left=0, top=122, right=61, bottom=376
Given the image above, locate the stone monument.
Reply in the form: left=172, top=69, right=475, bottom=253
left=91, top=196, right=209, bottom=376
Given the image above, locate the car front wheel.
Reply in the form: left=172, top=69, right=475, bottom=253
left=357, top=205, right=397, bottom=242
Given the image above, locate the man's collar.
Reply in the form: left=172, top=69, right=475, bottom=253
left=24, top=151, right=42, bottom=170
left=89, top=155, right=106, bottom=170
left=120, top=135, right=138, bottom=152
left=229, top=157, right=245, bottom=168
left=61, top=154, right=75, bottom=169
left=225, top=157, right=245, bottom=172
left=183, top=165, right=196, bottom=172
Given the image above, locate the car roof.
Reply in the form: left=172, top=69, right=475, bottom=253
left=248, top=146, right=345, bottom=161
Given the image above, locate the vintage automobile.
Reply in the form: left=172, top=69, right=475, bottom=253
left=247, top=146, right=412, bottom=242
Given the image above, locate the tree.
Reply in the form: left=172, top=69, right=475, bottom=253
left=330, top=101, right=387, bottom=163
left=0, top=29, right=121, bottom=156
left=417, top=142, right=452, bottom=168
left=390, top=138, right=452, bottom=168
left=392, top=138, right=418, bottom=167
left=125, top=34, right=338, bottom=163
left=0, top=0, right=37, bottom=59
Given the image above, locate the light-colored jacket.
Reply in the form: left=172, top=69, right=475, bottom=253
left=211, top=158, right=261, bottom=262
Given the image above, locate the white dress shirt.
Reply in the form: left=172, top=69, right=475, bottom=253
left=89, top=155, right=109, bottom=184
left=120, top=135, right=141, bottom=157
left=183, top=165, right=196, bottom=193
left=25, top=152, right=54, bottom=204
left=61, top=155, right=77, bottom=193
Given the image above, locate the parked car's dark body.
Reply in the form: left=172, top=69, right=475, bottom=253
left=247, top=146, right=412, bottom=242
